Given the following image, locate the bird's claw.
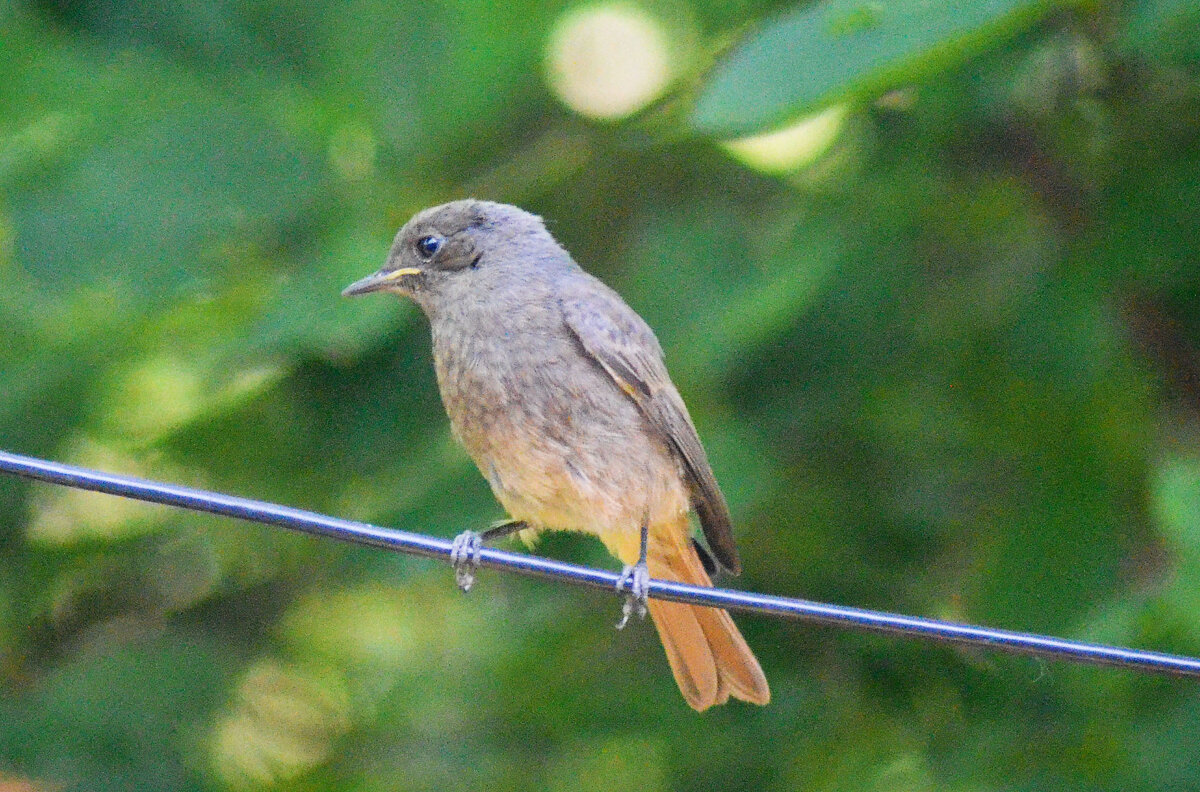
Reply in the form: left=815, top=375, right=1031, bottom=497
left=615, top=561, right=650, bottom=629
left=450, top=530, right=483, bottom=592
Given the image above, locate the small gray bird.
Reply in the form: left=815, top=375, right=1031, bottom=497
left=342, top=200, right=769, bottom=711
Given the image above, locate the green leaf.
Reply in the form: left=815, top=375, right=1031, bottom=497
left=1121, top=0, right=1200, bottom=66
left=1152, top=455, right=1200, bottom=561
left=692, top=0, right=1063, bottom=136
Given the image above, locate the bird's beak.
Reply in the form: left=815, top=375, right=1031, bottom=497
left=341, top=267, right=422, bottom=297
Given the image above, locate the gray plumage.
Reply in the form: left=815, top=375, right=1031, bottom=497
left=342, top=200, right=769, bottom=710
left=360, top=199, right=738, bottom=573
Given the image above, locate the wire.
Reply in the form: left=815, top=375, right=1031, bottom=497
left=2, top=448, right=1198, bottom=679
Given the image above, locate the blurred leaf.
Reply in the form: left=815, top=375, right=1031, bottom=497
left=1121, top=0, right=1200, bottom=66
left=9, top=101, right=321, bottom=297
left=541, top=735, right=669, bottom=792
left=29, top=0, right=279, bottom=68
left=314, top=0, right=549, bottom=167
left=209, top=659, right=350, bottom=790
left=1152, top=455, right=1200, bottom=562
left=620, top=199, right=839, bottom=388
left=0, top=631, right=228, bottom=792
left=692, top=0, right=1063, bottom=136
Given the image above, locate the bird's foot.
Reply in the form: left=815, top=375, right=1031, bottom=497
left=615, top=561, right=650, bottom=629
left=449, top=520, right=527, bottom=592
left=450, top=530, right=483, bottom=592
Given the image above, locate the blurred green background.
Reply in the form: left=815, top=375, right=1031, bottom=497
left=2, top=0, right=1200, bottom=789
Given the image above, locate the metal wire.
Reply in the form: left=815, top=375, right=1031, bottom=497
left=2, top=448, right=1199, bottom=679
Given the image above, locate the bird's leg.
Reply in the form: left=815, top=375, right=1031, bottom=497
left=615, top=522, right=650, bottom=629
left=450, top=519, right=526, bottom=592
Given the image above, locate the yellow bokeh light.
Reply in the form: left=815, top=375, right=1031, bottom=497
left=722, top=105, right=849, bottom=174
left=210, top=660, right=350, bottom=790
left=545, top=3, right=675, bottom=120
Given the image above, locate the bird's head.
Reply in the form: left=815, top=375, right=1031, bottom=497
left=342, top=199, right=568, bottom=311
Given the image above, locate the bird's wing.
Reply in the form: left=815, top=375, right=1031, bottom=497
left=558, top=277, right=741, bottom=575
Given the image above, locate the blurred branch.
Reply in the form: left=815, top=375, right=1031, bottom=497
left=2, top=448, right=1199, bottom=680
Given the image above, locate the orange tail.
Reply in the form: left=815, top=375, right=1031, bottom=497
left=640, top=524, right=770, bottom=711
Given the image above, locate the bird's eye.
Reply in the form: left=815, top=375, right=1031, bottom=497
left=416, top=235, right=443, bottom=259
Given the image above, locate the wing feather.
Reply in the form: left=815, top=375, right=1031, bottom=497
left=558, top=279, right=741, bottom=575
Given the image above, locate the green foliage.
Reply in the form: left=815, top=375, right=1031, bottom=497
left=693, top=0, right=1065, bottom=135
left=2, top=0, right=1200, bottom=790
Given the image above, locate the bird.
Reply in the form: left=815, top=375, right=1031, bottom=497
left=342, top=199, right=769, bottom=711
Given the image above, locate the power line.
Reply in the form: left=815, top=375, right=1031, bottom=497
left=2, top=448, right=1198, bottom=679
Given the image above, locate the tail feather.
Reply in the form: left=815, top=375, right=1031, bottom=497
left=640, top=522, right=770, bottom=712
left=693, top=603, right=769, bottom=705
left=646, top=599, right=719, bottom=709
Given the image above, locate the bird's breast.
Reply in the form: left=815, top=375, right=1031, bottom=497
left=429, top=316, right=687, bottom=535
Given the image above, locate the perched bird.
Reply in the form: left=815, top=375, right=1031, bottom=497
left=342, top=200, right=769, bottom=710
